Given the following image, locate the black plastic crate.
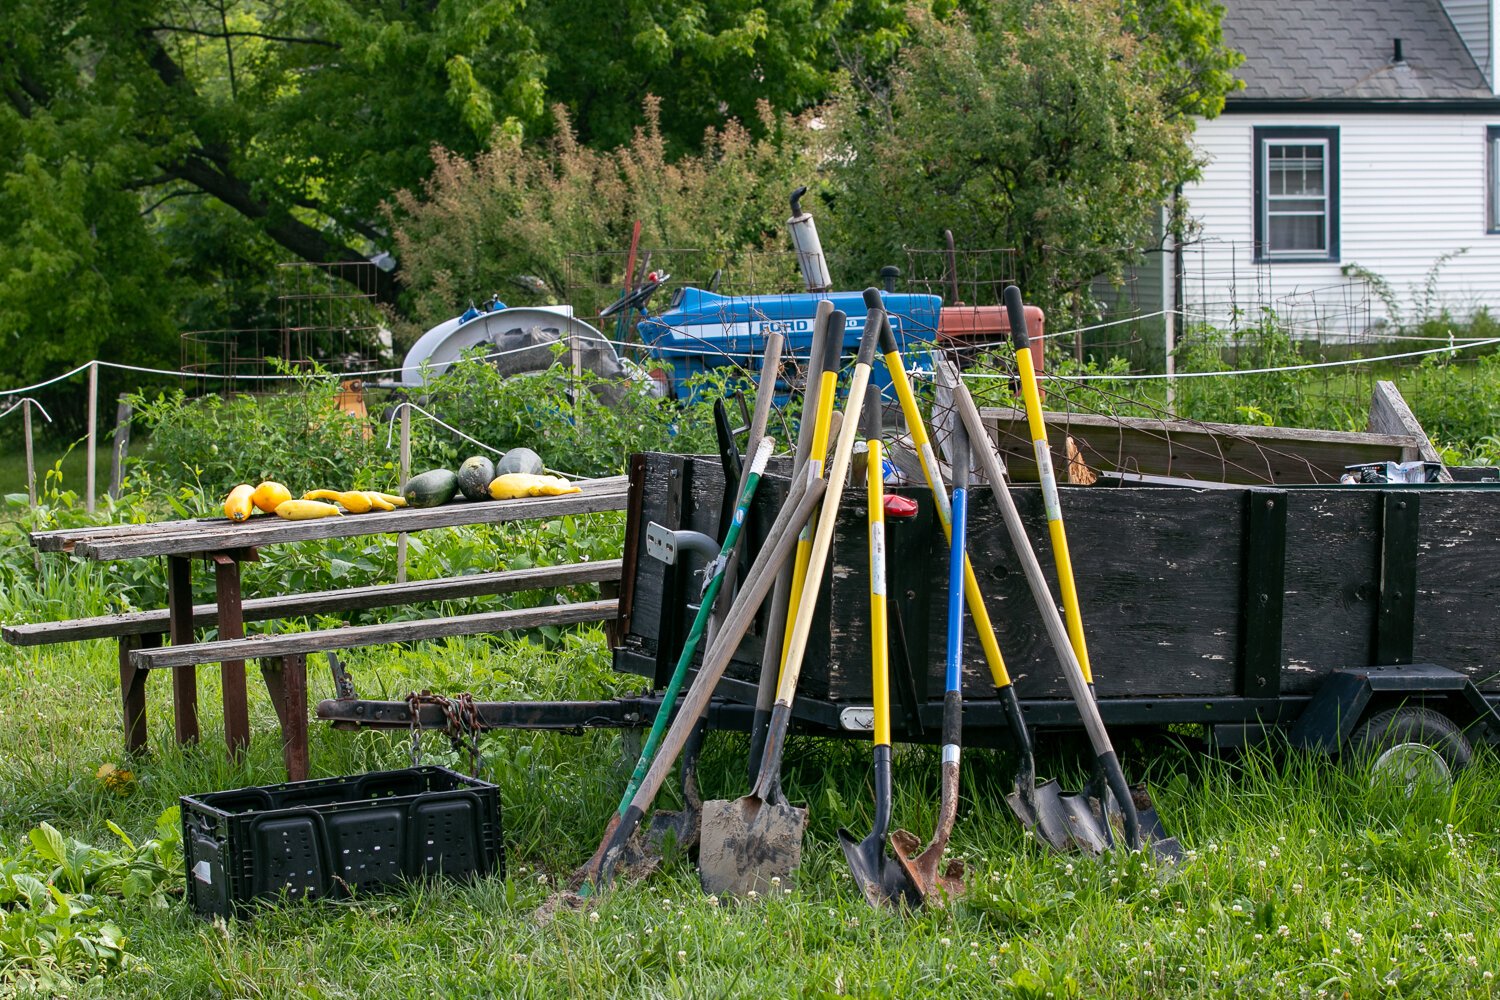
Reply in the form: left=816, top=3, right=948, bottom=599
left=181, top=766, right=502, bottom=918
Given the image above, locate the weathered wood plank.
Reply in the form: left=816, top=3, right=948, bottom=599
left=3, top=560, right=622, bottom=645
left=981, top=406, right=1418, bottom=486
left=1410, top=492, right=1500, bottom=691
left=826, top=485, right=1247, bottom=700
left=1368, top=380, right=1452, bottom=478
left=33, top=476, right=628, bottom=558
left=130, top=599, right=617, bottom=669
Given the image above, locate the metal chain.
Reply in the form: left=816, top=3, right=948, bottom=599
left=404, top=690, right=485, bottom=776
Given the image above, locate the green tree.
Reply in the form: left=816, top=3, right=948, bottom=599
left=532, top=0, right=911, bottom=149
left=821, top=0, right=1240, bottom=328
left=1, top=0, right=915, bottom=389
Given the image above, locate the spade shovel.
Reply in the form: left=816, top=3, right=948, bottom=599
left=837, top=384, right=921, bottom=908
left=888, top=412, right=971, bottom=903
left=699, top=304, right=884, bottom=896
left=936, top=333, right=1179, bottom=860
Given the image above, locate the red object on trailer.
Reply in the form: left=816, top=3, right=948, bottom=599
left=937, top=303, right=1046, bottom=399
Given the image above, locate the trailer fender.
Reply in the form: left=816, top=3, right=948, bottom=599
left=1288, top=663, right=1500, bottom=754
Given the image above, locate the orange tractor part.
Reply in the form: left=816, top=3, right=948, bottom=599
left=937, top=303, right=1046, bottom=401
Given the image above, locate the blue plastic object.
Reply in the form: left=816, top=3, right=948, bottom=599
left=636, top=287, right=942, bottom=400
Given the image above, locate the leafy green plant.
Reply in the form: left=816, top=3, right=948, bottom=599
left=0, top=808, right=179, bottom=989
left=128, top=369, right=391, bottom=501
left=409, top=350, right=735, bottom=478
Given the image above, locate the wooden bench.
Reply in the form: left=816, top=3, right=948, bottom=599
left=127, top=598, right=619, bottom=778
left=3, top=560, right=622, bottom=775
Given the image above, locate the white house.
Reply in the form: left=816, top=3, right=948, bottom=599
left=1173, top=0, right=1500, bottom=334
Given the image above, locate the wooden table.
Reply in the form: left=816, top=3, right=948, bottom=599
left=29, top=476, right=629, bottom=766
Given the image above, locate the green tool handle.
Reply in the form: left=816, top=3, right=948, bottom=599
left=612, top=435, right=774, bottom=818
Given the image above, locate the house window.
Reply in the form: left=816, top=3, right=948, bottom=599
left=1254, top=127, right=1339, bottom=262
left=1489, top=126, right=1500, bottom=233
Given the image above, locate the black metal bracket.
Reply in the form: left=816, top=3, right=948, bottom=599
left=1375, top=492, right=1420, bottom=665
left=1238, top=489, right=1286, bottom=698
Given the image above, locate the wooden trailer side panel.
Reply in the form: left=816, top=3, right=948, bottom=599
left=1411, top=493, right=1500, bottom=691
left=826, top=487, right=1248, bottom=700
left=1277, top=491, right=1381, bottom=694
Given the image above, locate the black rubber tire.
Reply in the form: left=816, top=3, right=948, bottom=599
left=1350, top=706, right=1472, bottom=785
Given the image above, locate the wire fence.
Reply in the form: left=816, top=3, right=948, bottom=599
left=6, top=240, right=1498, bottom=504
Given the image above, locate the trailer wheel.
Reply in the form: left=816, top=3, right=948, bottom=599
left=1351, top=707, right=1471, bottom=794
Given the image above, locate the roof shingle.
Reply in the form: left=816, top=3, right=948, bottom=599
left=1221, top=0, right=1491, bottom=101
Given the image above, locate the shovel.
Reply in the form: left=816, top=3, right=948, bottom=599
left=872, top=301, right=1050, bottom=856
left=749, top=302, right=835, bottom=778
left=572, top=435, right=775, bottom=891
left=699, top=303, right=884, bottom=896
left=837, top=384, right=921, bottom=908
left=889, top=413, right=971, bottom=904
left=592, top=465, right=829, bottom=887
left=941, top=297, right=1179, bottom=860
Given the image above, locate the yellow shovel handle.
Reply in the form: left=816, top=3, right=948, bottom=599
left=882, top=341, right=1013, bottom=692
left=1009, top=288, right=1092, bottom=684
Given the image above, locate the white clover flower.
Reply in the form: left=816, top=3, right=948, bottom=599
left=1253, top=933, right=1264, bottom=942
left=941, top=937, right=952, bottom=948
left=589, top=911, right=600, bottom=924
left=676, top=950, right=686, bottom=961
left=770, top=876, right=782, bottom=887
left=1278, top=924, right=1290, bottom=937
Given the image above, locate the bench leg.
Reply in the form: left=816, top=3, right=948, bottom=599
left=167, top=555, right=200, bottom=745
left=118, top=633, right=159, bottom=756
left=261, top=655, right=309, bottom=781
left=213, top=554, right=250, bottom=759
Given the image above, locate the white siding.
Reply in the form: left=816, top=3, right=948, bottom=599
left=1441, top=0, right=1492, bottom=83
left=1180, top=113, right=1500, bottom=333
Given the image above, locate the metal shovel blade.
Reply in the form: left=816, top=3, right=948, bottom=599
left=697, top=793, right=806, bottom=897
left=888, top=828, right=965, bottom=904
left=887, top=761, right=966, bottom=904
left=1006, top=778, right=1083, bottom=854
left=838, top=827, right=921, bottom=908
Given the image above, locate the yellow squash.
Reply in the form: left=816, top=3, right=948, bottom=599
left=302, top=489, right=374, bottom=513
left=250, top=481, right=292, bottom=513
left=224, top=484, right=256, bottom=522
left=487, top=473, right=582, bottom=500
left=363, top=492, right=396, bottom=511
left=275, top=499, right=344, bottom=520
left=370, top=491, right=408, bottom=507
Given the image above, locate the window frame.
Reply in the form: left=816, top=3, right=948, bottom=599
left=1253, top=126, right=1340, bottom=263
left=1488, top=126, right=1500, bottom=235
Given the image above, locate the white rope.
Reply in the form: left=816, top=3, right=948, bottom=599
left=382, top=401, right=587, bottom=480
left=0, top=362, right=94, bottom=397
left=3, top=306, right=1496, bottom=395
left=385, top=401, right=505, bottom=456
left=0, top=397, right=54, bottom=423
left=954, top=336, right=1500, bottom=382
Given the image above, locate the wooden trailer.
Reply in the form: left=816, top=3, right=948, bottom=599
left=612, top=451, right=1500, bottom=763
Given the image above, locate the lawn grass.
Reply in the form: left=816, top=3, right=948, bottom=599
left=2, top=624, right=1498, bottom=998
